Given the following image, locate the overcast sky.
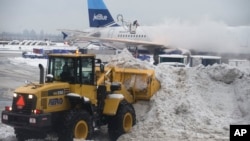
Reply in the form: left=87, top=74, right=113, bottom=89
left=0, top=0, right=250, bottom=34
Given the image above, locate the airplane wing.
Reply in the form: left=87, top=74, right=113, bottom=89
left=76, top=35, right=167, bottom=52
left=58, top=29, right=90, bottom=36
left=58, top=29, right=90, bottom=41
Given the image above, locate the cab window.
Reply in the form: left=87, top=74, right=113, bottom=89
left=81, top=58, right=94, bottom=85
left=48, top=57, right=75, bottom=83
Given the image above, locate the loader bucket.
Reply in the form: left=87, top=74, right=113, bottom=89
left=96, top=66, right=160, bottom=100
left=111, top=67, right=160, bottom=100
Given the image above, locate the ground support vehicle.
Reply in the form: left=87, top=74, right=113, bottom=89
left=2, top=52, right=160, bottom=141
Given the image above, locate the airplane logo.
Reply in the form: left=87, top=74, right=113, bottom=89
left=93, top=13, right=108, bottom=21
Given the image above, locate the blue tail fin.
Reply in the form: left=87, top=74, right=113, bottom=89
left=88, top=0, right=119, bottom=27
left=61, top=32, right=68, bottom=40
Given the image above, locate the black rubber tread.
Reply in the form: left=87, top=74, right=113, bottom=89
left=58, top=109, right=93, bottom=141
left=108, top=100, right=136, bottom=141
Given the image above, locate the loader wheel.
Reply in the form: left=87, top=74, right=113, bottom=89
left=58, top=109, right=93, bottom=141
left=108, top=100, right=136, bottom=141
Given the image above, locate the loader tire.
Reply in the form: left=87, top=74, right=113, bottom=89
left=58, top=109, right=93, bottom=141
left=108, top=100, right=136, bottom=141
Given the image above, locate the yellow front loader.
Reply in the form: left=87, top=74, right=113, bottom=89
left=1, top=53, right=160, bottom=141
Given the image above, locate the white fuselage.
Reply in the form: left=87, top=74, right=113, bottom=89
left=85, top=26, right=152, bottom=50
left=86, top=25, right=150, bottom=40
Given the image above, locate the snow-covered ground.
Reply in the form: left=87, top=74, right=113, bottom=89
left=0, top=50, right=250, bottom=140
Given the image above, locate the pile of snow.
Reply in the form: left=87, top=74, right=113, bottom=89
left=1, top=49, right=249, bottom=141
left=115, top=51, right=250, bottom=140
left=207, top=64, right=244, bottom=84
left=106, top=49, right=154, bottom=69
left=105, top=49, right=156, bottom=92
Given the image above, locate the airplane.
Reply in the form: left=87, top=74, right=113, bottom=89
left=61, top=0, right=190, bottom=63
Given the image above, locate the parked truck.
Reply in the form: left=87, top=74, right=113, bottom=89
left=190, top=55, right=221, bottom=67
left=1, top=52, right=160, bottom=141
left=157, top=54, right=188, bottom=67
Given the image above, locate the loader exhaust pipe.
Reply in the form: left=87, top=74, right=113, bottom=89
left=38, top=64, right=44, bottom=84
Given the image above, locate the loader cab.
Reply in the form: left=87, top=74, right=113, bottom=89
left=47, top=54, right=95, bottom=85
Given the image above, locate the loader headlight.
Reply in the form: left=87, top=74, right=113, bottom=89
left=28, top=94, right=33, bottom=99
left=13, top=93, right=17, bottom=97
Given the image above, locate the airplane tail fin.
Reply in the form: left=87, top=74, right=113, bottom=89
left=88, top=0, right=119, bottom=27
left=61, top=32, right=68, bottom=40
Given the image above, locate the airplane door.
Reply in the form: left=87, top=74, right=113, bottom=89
left=108, top=29, right=114, bottom=38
